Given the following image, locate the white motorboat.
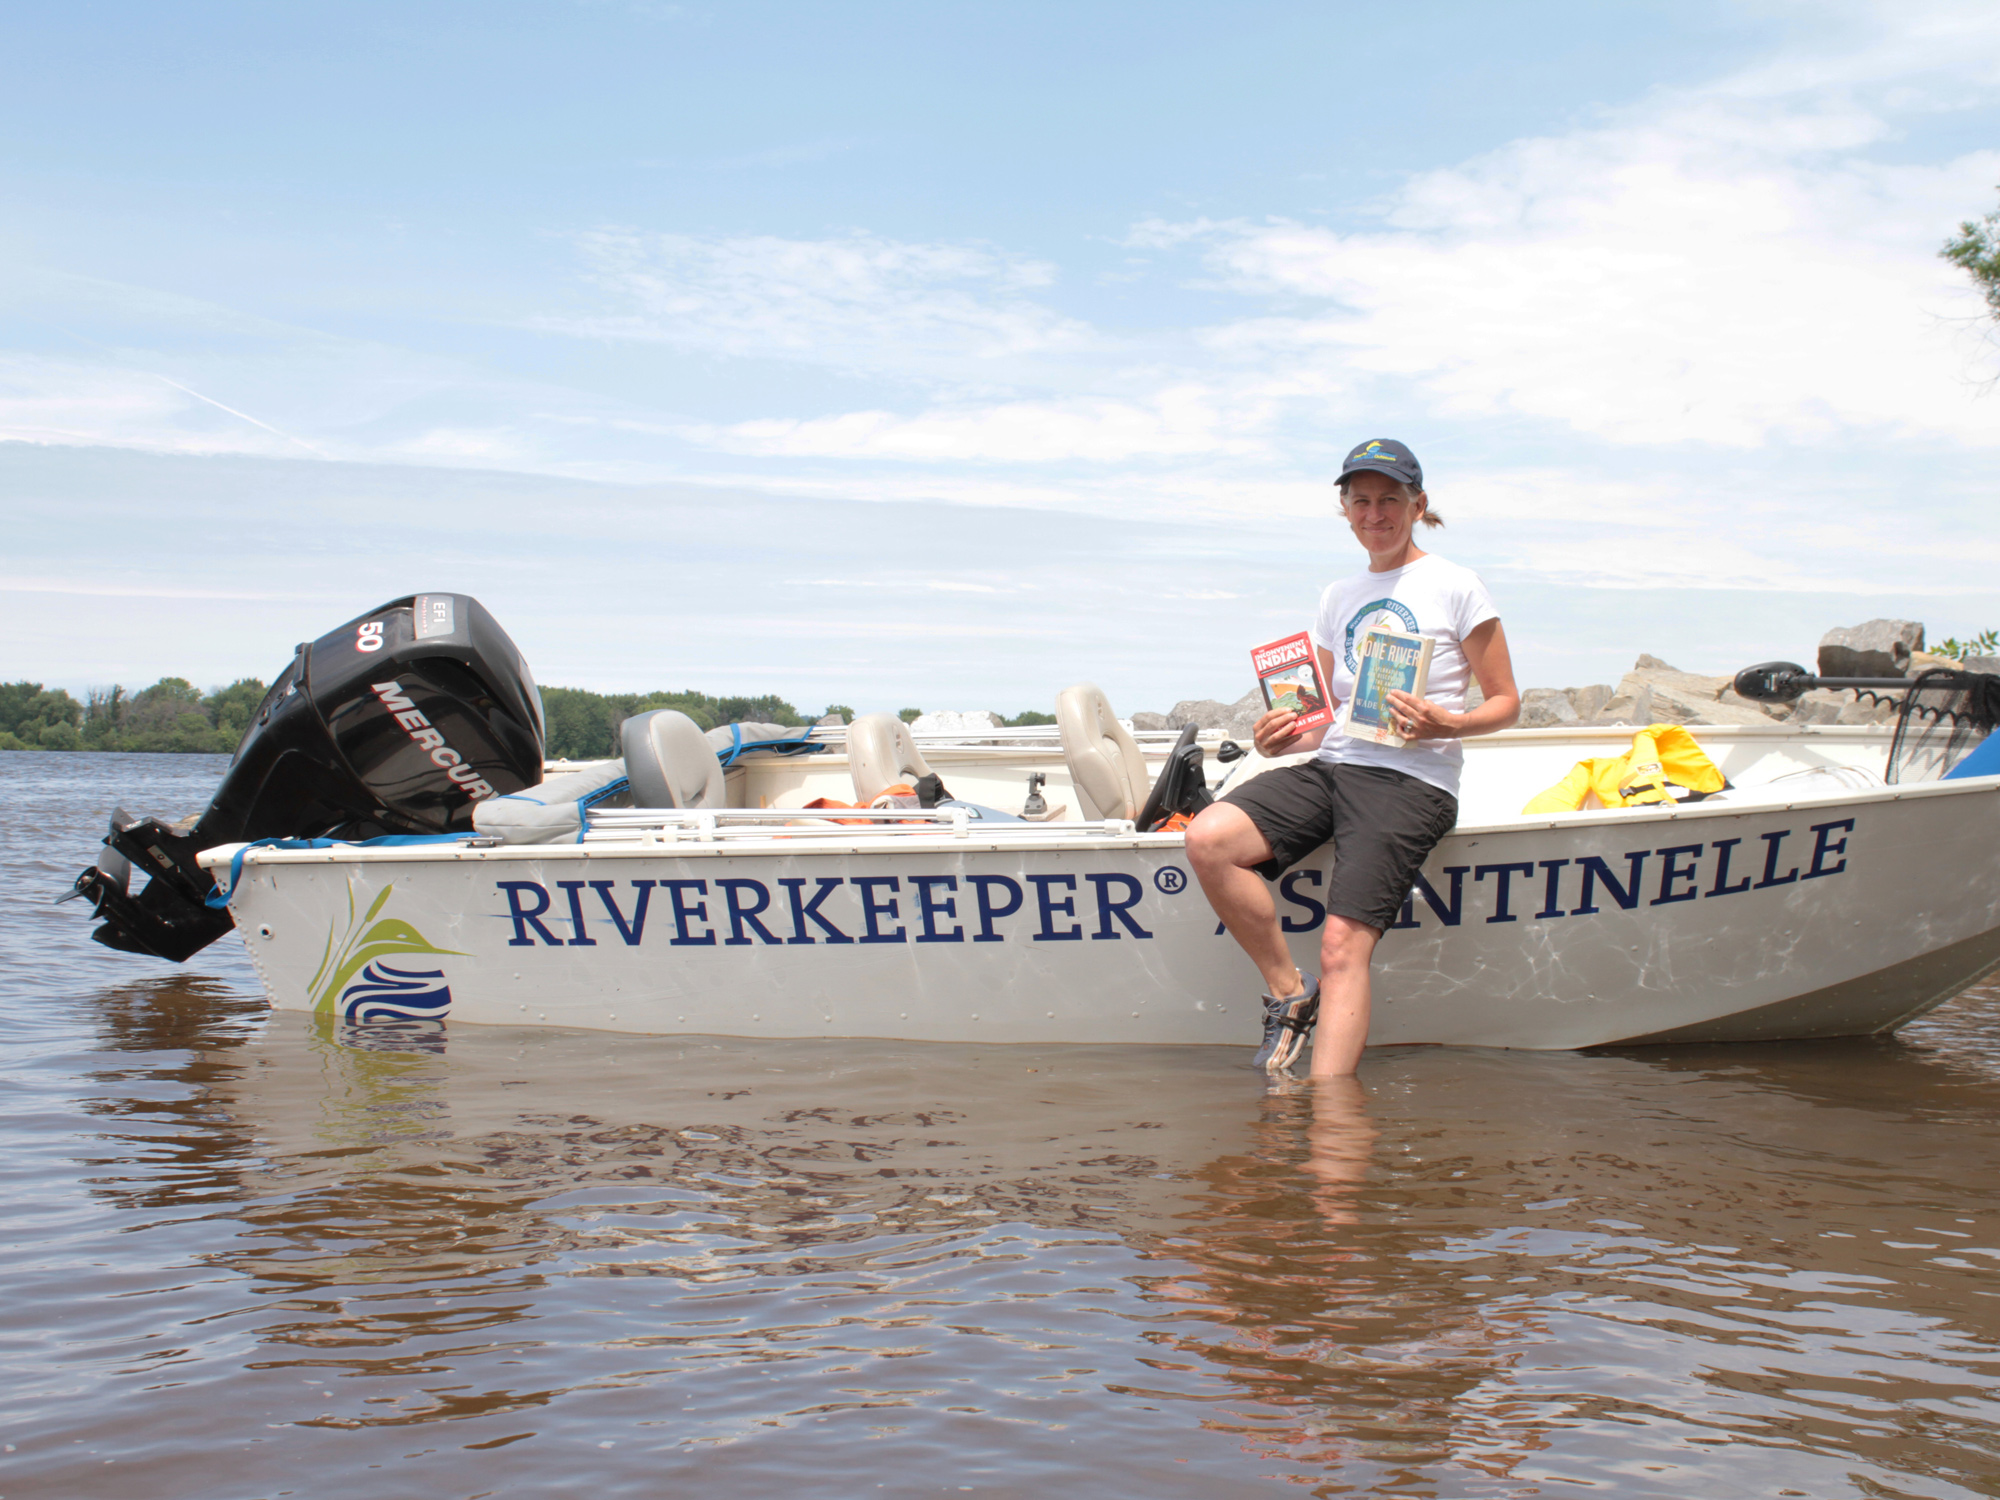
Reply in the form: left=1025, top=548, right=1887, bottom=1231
left=71, top=593, right=2000, bottom=1052
left=193, top=719, right=2000, bottom=1049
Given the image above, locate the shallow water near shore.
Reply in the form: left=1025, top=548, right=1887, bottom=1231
left=6, top=751, right=2000, bottom=1499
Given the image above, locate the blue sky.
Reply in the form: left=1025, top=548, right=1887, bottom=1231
left=4, top=1, right=1998, bottom=716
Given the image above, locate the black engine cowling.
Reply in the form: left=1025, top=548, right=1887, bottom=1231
left=71, top=593, right=545, bottom=961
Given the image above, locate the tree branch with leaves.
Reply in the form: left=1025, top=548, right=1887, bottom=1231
left=1942, top=190, right=2000, bottom=319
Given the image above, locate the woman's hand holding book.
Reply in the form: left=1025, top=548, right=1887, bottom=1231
left=1253, top=706, right=1324, bottom=757
left=1383, top=689, right=1457, bottom=741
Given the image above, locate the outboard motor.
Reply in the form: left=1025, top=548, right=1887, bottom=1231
left=69, top=593, right=545, bottom=962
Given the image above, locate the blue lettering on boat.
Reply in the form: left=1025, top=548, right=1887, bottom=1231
left=490, top=869, right=1167, bottom=948
left=486, top=824, right=1856, bottom=949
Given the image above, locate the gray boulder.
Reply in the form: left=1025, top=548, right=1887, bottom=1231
left=1963, top=655, right=2000, bottom=676
left=1786, top=687, right=1898, bottom=725
left=1718, top=687, right=1790, bottom=721
left=1596, top=659, right=1778, bottom=727
left=1568, top=684, right=1613, bottom=720
left=1517, top=688, right=1579, bottom=728
left=1167, top=688, right=1264, bottom=739
left=1819, top=619, right=1924, bottom=679
left=1786, top=689, right=1846, bottom=725
left=1130, top=711, right=1174, bottom=732
left=1592, top=681, right=1653, bottom=726
left=1167, top=696, right=1236, bottom=732
left=1653, top=673, right=1770, bottom=726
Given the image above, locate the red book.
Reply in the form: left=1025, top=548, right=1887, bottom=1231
left=1251, top=631, right=1333, bottom=733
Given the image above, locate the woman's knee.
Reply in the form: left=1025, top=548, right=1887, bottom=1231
left=1319, top=915, right=1379, bottom=975
left=1185, top=803, right=1260, bottom=873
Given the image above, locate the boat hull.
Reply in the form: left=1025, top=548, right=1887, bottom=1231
left=208, top=774, right=2000, bottom=1051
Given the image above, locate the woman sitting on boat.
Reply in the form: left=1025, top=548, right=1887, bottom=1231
left=1185, top=438, right=1521, bottom=1078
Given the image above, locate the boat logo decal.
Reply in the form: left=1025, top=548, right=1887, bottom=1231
left=1154, top=865, right=1187, bottom=895
left=309, top=881, right=467, bottom=1022
left=339, top=962, right=453, bottom=1024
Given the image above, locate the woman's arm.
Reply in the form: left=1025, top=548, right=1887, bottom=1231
left=1387, top=618, right=1520, bottom=740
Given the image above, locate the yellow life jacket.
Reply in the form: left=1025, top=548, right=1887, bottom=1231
left=1521, top=724, right=1727, bottom=815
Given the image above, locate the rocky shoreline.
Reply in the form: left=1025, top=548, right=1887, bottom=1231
left=1127, top=618, right=1999, bottom=739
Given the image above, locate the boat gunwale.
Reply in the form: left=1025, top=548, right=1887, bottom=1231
left=194, top=770, right=2000, bottom=870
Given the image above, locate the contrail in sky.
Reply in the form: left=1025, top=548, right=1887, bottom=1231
left=151, top=373, right=332, bottom=460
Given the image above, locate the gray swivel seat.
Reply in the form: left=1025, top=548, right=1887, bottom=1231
left=621, top=709, right=726, bottom=808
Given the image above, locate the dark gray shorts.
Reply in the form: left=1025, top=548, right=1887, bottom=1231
left=1220, top=760, right=1459, bottom=932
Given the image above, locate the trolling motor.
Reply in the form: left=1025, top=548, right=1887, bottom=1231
left=1732, top=661, right=1925, bottom=703
left=66, top=593, right=546, bottom=962
left=1734, top=660, right=2000, bottom=783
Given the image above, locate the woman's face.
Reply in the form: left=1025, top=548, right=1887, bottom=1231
left=1341, top=472, right=1425, bottom=561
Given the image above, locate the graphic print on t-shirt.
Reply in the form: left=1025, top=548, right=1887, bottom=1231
left=1312, top=554, right=1501, bottom=801
left=1341, top=598, right=1421, bottom=669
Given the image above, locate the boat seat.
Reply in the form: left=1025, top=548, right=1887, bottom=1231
left=621, top=709, right=725, bottom=809
left=1056, top=682, right=1150, bottom=820
left=847, top=713, right=936, bottom=803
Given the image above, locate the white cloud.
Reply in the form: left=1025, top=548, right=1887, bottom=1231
left=539, top=229, right=1093, bottom=367
left=686, top=384, right=1272, bottom=464
left=1178, top=86, right=2000, bottom=449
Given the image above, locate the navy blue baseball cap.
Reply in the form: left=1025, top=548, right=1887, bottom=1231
left=1339, top=437, right=1423, bottom=490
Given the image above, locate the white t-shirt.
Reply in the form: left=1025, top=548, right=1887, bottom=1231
left=1311, top=553, right=1500, bottom=799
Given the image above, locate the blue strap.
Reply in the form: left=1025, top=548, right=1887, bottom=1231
left=714, top=729, right=828, bottom=768
left=205, top=833, right=479, bottom=908
left=573, top=776, right=631, bottom=842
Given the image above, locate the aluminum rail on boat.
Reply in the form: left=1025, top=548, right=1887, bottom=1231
left=579, top=806, right=1155, bottom=848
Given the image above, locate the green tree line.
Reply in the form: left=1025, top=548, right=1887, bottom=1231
left=541, top=690, right=1054, bottom=758
left=541, top=687, right=808, bottom=759
left=0, top=678, right=269, bottom=754
left=0, top=677, right=810, bottom=758
left=2, top=678, right=1059, bottom=758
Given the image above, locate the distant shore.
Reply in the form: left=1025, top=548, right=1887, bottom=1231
left=0, top=678, right=1046, bottom=758
left=10, top=617, right=1990, bottom=757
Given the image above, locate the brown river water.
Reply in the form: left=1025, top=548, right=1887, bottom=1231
left=5, top=750, right=2000, bottom=1498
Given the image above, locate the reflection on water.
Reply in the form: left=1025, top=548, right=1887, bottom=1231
left=6, top=751, right=2000, bottom=1498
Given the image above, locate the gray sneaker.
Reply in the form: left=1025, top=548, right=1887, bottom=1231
left=1251, top=972, right=1320, bottom=1072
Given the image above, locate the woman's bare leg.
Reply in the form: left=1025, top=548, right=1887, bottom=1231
left=1310, top=916, right=1381, bottom=1077
left=1184, top=802, right=1305, bottom=998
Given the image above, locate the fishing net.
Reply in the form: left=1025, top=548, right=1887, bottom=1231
left=1885, top=669, right=2000, bottom=784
